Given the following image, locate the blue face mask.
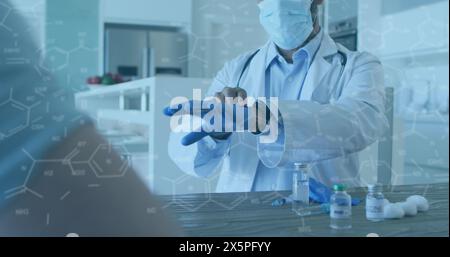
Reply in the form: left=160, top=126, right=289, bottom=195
left=259, top=0, right=314, bottom=50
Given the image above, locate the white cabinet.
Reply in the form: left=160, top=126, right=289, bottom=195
left=403, top=116, right=449, bottom=169
left=101, top=0, right=192, bottom=26
left=358, top=0, right=449, bottom=185
left=358, top=0, right=449, bottom=58
left=380, top=0, right=448, bottom=58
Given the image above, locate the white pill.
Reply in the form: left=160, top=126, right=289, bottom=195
left=398, top=201, right=418, bottom=216
left=407, top=195, right=429, bottom=212
left=383, top=203, right=405, bottom=219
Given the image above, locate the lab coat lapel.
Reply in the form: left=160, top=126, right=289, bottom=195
left=300, top=34, right=338, bottom=101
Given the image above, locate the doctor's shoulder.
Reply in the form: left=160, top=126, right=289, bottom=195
left=336, top=43, right=383, bottom=70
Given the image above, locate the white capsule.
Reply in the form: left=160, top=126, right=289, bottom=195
left=398, top=201, right=418, bottom=216
left=407, top=195, right=429, bottom=212
left=383, top=203, right=405, bottom=219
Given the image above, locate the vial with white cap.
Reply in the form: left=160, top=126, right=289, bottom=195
left=292, top=162, right=310, bottom=216
left=366, top=183, right=385, bottom=222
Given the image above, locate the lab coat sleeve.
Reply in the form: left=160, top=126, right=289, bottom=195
left=258, top=53, right=389, bottom=167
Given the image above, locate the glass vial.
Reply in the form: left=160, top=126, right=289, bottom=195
left=330, top=184, right=352, bottom=230
left=292, top=163, right=310, bottom=216
left=366, top=184, right=385, bottom=222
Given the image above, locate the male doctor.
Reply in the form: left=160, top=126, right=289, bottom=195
left=168, top=0, right=388, bottom=193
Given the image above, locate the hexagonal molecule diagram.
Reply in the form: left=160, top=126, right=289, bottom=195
left=39, top=47, right=69, bottom=73
left=88, top=144, right=131, bottom=178
left=0, top=96, right=29, bottom=139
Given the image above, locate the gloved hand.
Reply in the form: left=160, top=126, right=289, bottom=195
left=163, top=87, right=271, bottom=146
left=309, top=178, right=361, bottom=206
left=163, top=100, right=228, bottom=146
left=272, top=178, right=361, bottom=207
left=210, top=87, right=248, bottom=141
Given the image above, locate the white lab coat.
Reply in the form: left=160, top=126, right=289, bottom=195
left=168, top=34, right=388, bottom=192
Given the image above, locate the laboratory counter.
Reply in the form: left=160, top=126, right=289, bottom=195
left=161, top=183, right=449, bottom=237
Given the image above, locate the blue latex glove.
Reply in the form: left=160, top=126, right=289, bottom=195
left=163, top=100, right=210, bottom=117
left=272, top=178, right=360, bottom=207
left=310, top=178, right=361, bottom=206
left=163, top=100, right=218, bottom=146
left=164, top=100, right=267, bottom=146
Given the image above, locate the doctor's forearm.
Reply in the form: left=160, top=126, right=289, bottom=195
left=294, top=102, right=385, bottom=148
left=260, top=100, right=388, bottom=165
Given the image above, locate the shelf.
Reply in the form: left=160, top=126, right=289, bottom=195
left=380, top=46, right=449, bottom=64
left=97, top=109, right=151, bottom=125
left=105, top=137, right=149, bottom=153
left=98, top=129, right=141, bottom=138
left=401, top=113, right=449, bottom=124
left=75, top=78, right=155, bottom=98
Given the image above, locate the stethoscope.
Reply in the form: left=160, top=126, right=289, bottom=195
left=235, top=48, right=348, bottom=91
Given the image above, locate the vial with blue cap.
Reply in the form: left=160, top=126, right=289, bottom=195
left=330, top=184, right=352, bottom=230
left=292, top=162, right=311, bottom=216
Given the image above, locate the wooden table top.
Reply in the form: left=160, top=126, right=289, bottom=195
left=161, top=183, right=449, bottom=237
